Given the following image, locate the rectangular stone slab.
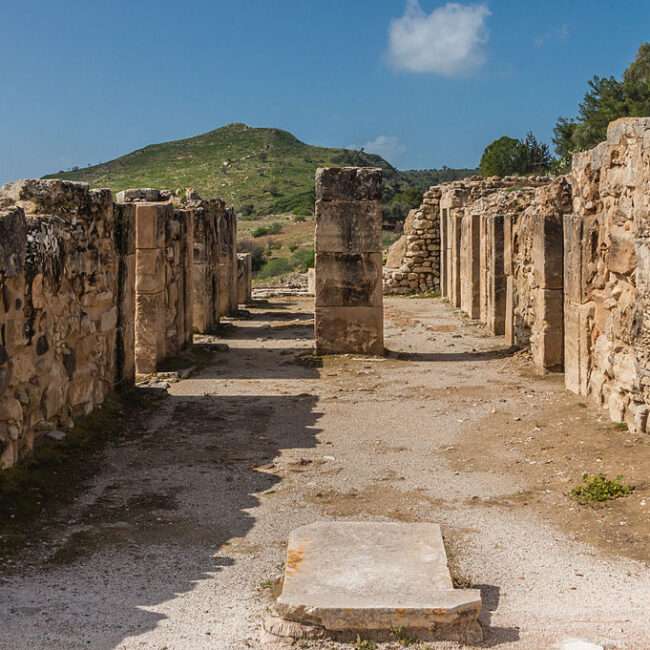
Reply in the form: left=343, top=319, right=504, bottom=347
left=276, top=521, right=481, bottom=632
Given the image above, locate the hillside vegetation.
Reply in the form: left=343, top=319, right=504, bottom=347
left=45, top=123, right=475, bottom=218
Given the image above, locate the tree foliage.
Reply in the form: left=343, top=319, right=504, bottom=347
left=479, top=132, right=551, bottom=177
left=553, top=43, right=650, bottom=167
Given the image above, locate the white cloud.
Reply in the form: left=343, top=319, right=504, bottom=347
left=349, top=136, right=406, bottom=163
left=534, top=24, right=569, bottom=48
left=388, top=1, right=491, bottom=76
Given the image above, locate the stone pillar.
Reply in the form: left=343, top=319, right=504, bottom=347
left=237, top=253, right=252, bottom=305
left=228, top=210, right=239, bottom=313
left=314, top=167, right=384, bottom=355
left=450, top=212, right=463, bottom=308
left=486, top=214, right=506, bottom=336
left=460, top=211, right=481, bottom=319
left=134, top=203, right=168, bottom=374
left=503, top=214, right=515, bottom=347
left=191, top=201, right=221, bottom=334
left=479, top=214, right=489, bottom=324
left=114, top=203, right=136, bottom=386
left=217, top=209, right=238, bottom=317
left=564, top=212, right=585, bottom=391
left=440, top=208, right=448, bottom=298
left=531, top=211, right=564, bottom=373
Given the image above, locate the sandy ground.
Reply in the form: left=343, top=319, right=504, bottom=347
left=1, top=296, right=649, bottom=650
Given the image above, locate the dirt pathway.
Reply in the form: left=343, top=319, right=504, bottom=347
left=1, top=297, right=649, bottom=649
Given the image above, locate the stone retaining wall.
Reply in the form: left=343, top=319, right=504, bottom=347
left=0, top=181, right=238, bottom=468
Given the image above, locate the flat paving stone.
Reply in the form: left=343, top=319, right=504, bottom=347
left=275, top=521, right=482, bottom=636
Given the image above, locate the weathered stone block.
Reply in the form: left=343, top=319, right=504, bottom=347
left=315, top=306, right=384, bottom=355
left=315, top=200, right=382, bottom=253
left=275, top=522, right=482, bottom=640
left=315, top=167, right=382, bottom=202
left=135, top=203, right=167, bottom=249
left=315, top=252, right=383, bottom=307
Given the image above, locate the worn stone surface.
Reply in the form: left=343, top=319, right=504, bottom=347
left=275, top=521, right=481, bottom=637
left=314, top=167, right=384, bottom=355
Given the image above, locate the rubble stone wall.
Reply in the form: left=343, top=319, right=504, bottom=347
left=383, top=187, right=441, bottom=294
left=315, top=167, right=384, bottom=355
left=0, top=180, right=132, bottom=468
left=565, top=117, right=650, bottom=432
left=0, top=182, right=238, bottom=469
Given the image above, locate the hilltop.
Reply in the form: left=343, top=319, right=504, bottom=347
left=45, top=123, right=475, bottom=217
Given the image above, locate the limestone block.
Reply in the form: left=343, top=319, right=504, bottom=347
left=135, top=291, right=165, bottom=374
left=315, top=167, right=382, bottom=202
left=534, top=215, right=564, bottom=290
left=135, top=249, right=165, bottom=294
left=135, top=203, right=167, bottom=249
left=315, top=306, right=384, bottom=355
left=532, top=289, right=564, bottom=373
left=275, top=522, right=481, bottom=639
left=315, top=200, right=382, bottom=253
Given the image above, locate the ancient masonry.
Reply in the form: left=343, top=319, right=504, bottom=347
left=0, top=181, right=247, bottom=468
left=314, top=167, right=384, bottom=355
left=383, top=186, right=442, bottom=294
left=385, top=117, right=650, bottom=435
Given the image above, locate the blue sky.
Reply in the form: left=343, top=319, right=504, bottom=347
left=1, top=0, right=648, bottom=183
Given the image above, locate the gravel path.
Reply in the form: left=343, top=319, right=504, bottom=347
left=1, top=297, right=648, bottom=649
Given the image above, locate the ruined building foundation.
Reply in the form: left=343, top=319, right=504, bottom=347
left=0, top=181, right=248, bottom=468
left=314, top=167, right=384, bottom=355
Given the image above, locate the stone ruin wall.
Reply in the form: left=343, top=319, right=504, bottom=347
left=566, top=118, right=650, bottom=432
left=0, top=181, right=131, bottom=467
left=0, top=180, right=246, bottom=469
left=419, top=117, right=650, bottom=434
left=383, top=186, right=441, bottom=294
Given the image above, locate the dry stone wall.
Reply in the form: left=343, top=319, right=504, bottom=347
left=0, top=180, right=132, bottom=468
left=565, top=118, right=650, bottom=432
left=0, top=181, right=239, bottom=469
left=421, top=117, right=650, bottom=433
left=383, top=187, right=441, bottom=294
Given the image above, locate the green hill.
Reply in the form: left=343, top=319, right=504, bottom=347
left=45, top=123, right=475, bottom=217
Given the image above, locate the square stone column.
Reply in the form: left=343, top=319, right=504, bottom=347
left=440, top=207, right=448, bottom=298
left=134, top=203, right=168, bottom=374
left=450, top=212, right=463, bottom=308
left=314, top=167, right=384, bottom=355
left=460, top=211, right=481, bottom=319
left=486, top=214, right=506, bottom=335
